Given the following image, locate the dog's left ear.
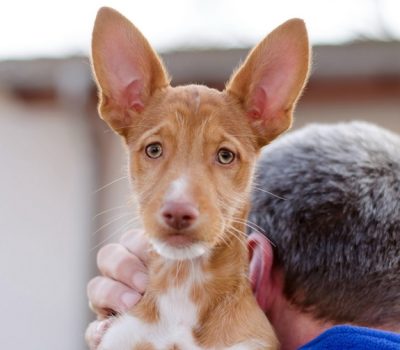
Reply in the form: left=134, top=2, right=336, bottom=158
left=226, top=19, right=310, bottom=145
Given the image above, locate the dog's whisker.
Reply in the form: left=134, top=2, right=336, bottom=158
left=230, top=217, right=265, bottom=235
left=225, top=227, right=248, bottom=251
left=90, top=218, right=138, bottom=252
left=251, top=185, right=287, bottom=200
left=92, top=205, right=129, bottom=220
left=223, top=215, right=275, bottom=248
left=230, top=220, right=262, bottom=236
left=251, top=181, right=287, bottom=201
left=91, top=213, right=138, bottom=236
left=93, top=176, right=129, bottom=194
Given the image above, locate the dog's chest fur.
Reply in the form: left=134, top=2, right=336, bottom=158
left=99, top=270, right=258, bottom=350
left=100, top=281, right=201, bottom=350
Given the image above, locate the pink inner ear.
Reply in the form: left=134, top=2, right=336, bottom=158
left=247, top=56, right=299, bottom=124
left=124, top=80, right=145, bottom=112
left=248, top=87, right=267, bottom=120
left=108, top=76, right=145, bottom=112
left=99, top=28, right=147, bottom=111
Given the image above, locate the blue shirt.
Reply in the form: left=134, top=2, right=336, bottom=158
left=299, top=325, right=400, bottom=350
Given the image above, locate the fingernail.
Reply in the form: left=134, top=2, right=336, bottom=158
left=132, top=272, right=148, bottom=293
left=121, top=292, right=139, bottom=310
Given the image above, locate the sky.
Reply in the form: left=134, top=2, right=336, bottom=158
left=1, top=0, right=399, bottom=60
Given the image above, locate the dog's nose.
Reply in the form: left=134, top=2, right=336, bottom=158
left=161, top=201, right=199, bottom=230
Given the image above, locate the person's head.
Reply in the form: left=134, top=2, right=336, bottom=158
left=247, top=121, right=400, bottom=348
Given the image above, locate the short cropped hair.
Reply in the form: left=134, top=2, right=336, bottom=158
left=250, top=122, right=400, bottom=326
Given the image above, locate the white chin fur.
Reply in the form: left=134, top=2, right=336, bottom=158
left=150, top=239, right=207, bottom=260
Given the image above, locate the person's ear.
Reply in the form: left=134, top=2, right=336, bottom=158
left=248, top=232, right=276, bottom=312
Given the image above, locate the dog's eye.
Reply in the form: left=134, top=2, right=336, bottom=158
left=217, top=148, right=235, bottom=165
left=145, top=142, right=163, bottom=159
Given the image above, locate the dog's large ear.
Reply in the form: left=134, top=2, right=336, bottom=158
left=226, top=19, right=310, bottom=145
left=91, top=7, right=170, bottom=137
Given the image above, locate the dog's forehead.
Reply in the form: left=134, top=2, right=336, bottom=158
left=160, top=85, right=249, bottom=130
left=162, top=85, right=227, bottom=114
left=154, top=85, right=254, bottom=144
left=130, top=84, right=256, bottom=150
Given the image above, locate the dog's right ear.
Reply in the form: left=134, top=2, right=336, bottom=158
left=91, top=7, right=170, bottom=137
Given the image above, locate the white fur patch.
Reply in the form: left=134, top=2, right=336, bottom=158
left=149, top=238, right=207, bottom=260
left=164, top=176, right=189, bottom=202
left=193, top=89, right=201, bottom=114
left=99, top=268, right=204, bottom=350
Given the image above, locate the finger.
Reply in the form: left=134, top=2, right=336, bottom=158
left=97, top=243, right=148, bottom=293
left=120, top=230, right=150, bottom=266
left=87, top=276, right=141, bottom=316
left=85, top=319, right=113, bottom=350
left=85, top=320, right=100, bottom=350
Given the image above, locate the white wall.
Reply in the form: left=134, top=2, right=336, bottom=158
left=0, top=94, right=94, bottom=350
left=296, top=98, right=400, bottom=133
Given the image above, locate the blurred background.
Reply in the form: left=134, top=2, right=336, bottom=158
left=0, top=0, right=399, bottom=349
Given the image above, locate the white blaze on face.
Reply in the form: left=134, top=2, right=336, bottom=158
left=152, top=175, right=207, bottom=260
left=164, top=176, right=190, bottom=202
left=156, top=175, right=191, bottom=228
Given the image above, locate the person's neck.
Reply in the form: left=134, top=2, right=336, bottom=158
left=265, top=269, right=400, bottom=349
left=269, top=295, right=400, bottom=350
left=267, top=289, right=333, bottom=350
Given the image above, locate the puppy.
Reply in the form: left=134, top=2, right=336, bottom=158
left=91, top=7, right=310, bottom=350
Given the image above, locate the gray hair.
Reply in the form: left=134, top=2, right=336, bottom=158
left=250, top=121, right=400, bottom=325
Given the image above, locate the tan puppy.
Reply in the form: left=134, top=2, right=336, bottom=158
left=91, top=7, right=310, bottom=350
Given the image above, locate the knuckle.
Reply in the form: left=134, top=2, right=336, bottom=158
left=97, top=242, right=145, bottom=285
left=88, top=277, right=116, bottom=310
left=117, top=251, right=135, bottom=268
left=102, top=285, right=120, bottom=307
left=97, top=243, right=120, bottom=264
left=113, top=252, right=141, bottom=280
left=87, top=276, right=102, bottom=298
left=97, top=243, right=123, bottom=272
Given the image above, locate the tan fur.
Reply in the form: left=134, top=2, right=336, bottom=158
left=91, top=7, right=310, bottom=350
left=133, top=342, right=156, bottom=350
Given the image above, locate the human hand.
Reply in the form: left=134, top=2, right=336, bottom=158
left=85, top=230, right=150, bottom=349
